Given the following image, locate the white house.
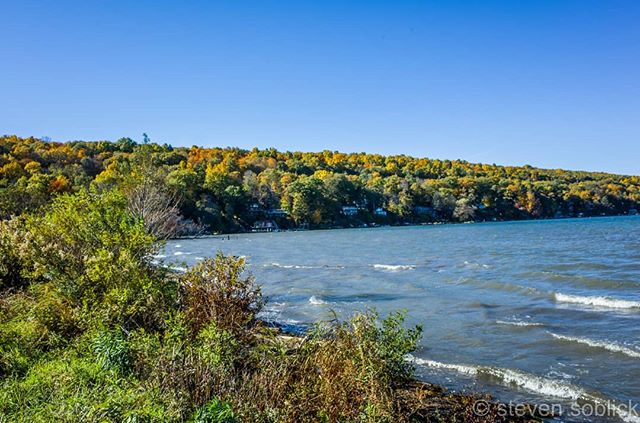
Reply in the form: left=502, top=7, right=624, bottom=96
left=341, top=206, right=359, bottom=216
left=373, top=207, right=387, bottom=216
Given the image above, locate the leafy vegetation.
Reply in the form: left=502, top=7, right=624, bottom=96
left=0, top=187, right=438, bottom=422
left=1, top=135, right=638, bottom=232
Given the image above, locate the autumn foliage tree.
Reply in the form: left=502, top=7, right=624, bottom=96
left=1, top=135, right=639, bottom=231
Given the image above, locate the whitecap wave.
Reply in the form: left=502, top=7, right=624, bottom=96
left=496, top=320, right=544, bottom=327
left=173, top=251, right=192, bottom=256
left=554, top=293, right=640, bottom=309
left=372, top=264, right=416, bottom=271
left=612, top=404, right=640, bottom=423
left=549, top=333, right=640, bottom=359
left=267, top=262, right=345, bottom=270
left=308, top=296, right=328, bottom=305
left=407, top=356, right=640, bottom=422
left=463, top=260, right=491, bottom=269
left=407, top=355, right=478, bottom=375
left=269, top=262, right=316, bottom=269
left=408, top=355, right=584, bottom=399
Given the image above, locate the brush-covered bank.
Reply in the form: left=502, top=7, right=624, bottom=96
left=0, top=188, right=540, bottom=422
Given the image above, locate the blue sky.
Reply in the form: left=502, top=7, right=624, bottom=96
left=2, top=1, right=639, bottom=174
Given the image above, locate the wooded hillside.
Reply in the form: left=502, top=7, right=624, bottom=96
left=2, top=135, right=638, bottom=232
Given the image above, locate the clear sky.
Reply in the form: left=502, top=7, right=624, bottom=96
left=2, top=1, right=639, bottom=175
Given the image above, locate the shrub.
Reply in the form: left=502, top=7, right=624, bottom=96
left=181, top=254, right=263, bottom=340
left=0, top=219, right=32, bottom=291
left=194, top=322, right=239, bottom=371
left=226, top=310, right=422, bottom=422
left=30, top=285, right=79, bottom=341
left=25, top=189, right=173, bottom=330
left=0, top=317, right=45, bottom=378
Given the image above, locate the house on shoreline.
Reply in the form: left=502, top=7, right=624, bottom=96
left=252, top=220, right=279, bottom=232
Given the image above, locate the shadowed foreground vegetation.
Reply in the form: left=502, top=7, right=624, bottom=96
left=0, top=188, right=540, bottom=422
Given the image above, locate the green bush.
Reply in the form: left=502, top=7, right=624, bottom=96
left=194, top=322, right=239, bottom=371
left=0, top=318, right=45, bottom=378
left=25, top=189, right=173, bottom=330
left=0, top=219, right=32, bottom=291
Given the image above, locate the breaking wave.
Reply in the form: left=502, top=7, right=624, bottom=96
left=496, top=320, right=544, bottom=328
left=267, top=262, right=344, bottom=269
left=463, top=260, right=491, bottom=269
left=371, top=264, right=416, bottom=271
left=270, top=262, right=316, bottom=269
left=308, top=296, right=328, bottom=305
left=549, top=333, right=640, bottom=359
left=408, top=355, right=584, bottom=399
left=408, top=356, right=640, bottom=423
left=554, top=293, right=640, bottom=309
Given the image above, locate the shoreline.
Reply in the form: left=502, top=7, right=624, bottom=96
left=269, top=322, right=543, bottom=423
left=175, top=213, right=639, bottom=239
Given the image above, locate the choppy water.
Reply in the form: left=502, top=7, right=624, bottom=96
left=165, top=216, right=640, bottom=422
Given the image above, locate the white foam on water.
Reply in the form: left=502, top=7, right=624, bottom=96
left=259, top=301, right=287, bottom=319
left=549, top=333, right=640, bottom=359
left=490, top=367, right=585, bottom=400
left=408, top=356, right=640, bottom=422
left=463, top=260, right=491, bottom=269
left=496, top=320, right=544, bottom=327
left=173, top=251, right=193, bottom=256
left=407, top=355, right=478, bottom=375
left=267, top=262, right=345, bottom=270
left=269, top=262, right=316, bottom=269
left=612, top=404, right=640, bottom=423
left=554, top=293, right=640, bottom=309
left=195, top=257, right=204, bottom=261
left=409, top=355, right=584, bottom=399
left=308, top=296, right=328, bottom=305
left=372, top=264, right=416, bottom=271
left=579, top=393, right=640, bottom=423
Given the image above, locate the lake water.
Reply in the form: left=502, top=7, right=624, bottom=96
left=165, top=216, right=640, bottom=422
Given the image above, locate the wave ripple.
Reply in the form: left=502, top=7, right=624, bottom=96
left=549, top=333, right=640, bottom=359
left=554, top=293, right=640, bottom=309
